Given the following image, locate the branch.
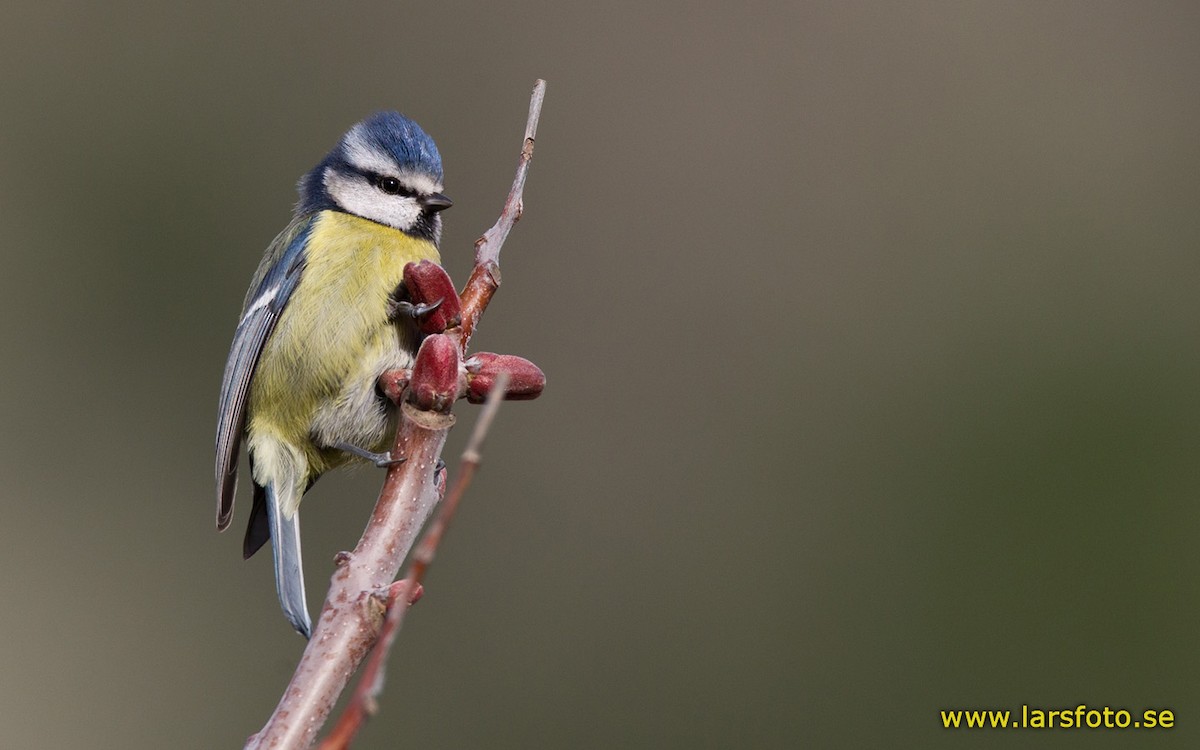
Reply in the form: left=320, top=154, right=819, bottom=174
left=317, top=373, right=510, bottom=750
left=245, top=403, right=452, bottom=750
left=243, top=80, right=546, bottom=750
left=314, top=578, right=425, bottom=750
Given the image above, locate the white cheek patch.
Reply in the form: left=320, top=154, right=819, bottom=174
left=324, top=168, right=422, bottom=231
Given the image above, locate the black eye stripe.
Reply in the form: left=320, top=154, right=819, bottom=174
left=369, top=172, right=414, bottom=196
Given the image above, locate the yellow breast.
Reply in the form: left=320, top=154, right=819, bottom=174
left=248, top=210, right=441, bottom=470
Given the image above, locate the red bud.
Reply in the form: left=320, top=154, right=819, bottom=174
left=403, top=260, right=462, bottom=335
left=466, top=353, right=546, bottom=403
left=408, top=334, right=462, bottom=412
left=387, top=579, right=424, bottom=607
left=377, top=369, right=411, bottom=405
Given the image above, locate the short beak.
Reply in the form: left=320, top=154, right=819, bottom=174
left=420, top=192, right=453, bottom=212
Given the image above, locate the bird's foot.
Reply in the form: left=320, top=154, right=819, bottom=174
left=333, top=442, right=407, bottom=468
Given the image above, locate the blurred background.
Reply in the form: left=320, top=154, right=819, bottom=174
left=2, top=1, right=1198, bottom=747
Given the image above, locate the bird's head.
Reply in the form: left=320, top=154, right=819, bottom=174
left=298, top=111, right=452, bottom=242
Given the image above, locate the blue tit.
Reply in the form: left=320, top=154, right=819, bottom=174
left=215, top=112, right=452, bottom=638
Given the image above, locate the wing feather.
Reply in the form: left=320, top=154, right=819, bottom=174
left=215, top=215, right=318, bottom=530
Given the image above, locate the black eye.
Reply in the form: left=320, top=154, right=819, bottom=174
left=378, top=176, right=402, bottom=195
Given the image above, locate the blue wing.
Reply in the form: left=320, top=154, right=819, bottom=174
left=215, top=215, right=317, bottom=530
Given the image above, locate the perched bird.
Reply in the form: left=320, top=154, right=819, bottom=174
left=215, top=112, right=452, bottom=637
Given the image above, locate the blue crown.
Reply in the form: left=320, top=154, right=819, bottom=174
left=354, top=111, right=443, bottom=180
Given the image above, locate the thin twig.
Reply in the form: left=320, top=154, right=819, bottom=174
left=411, top=371, right=511, bottom=575
left=458, top=79, right=546, bottom=349
left=317, top=373, right=510, bottom=750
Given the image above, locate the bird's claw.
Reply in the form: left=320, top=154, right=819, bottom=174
left=390, top=297, right=444, bottom=321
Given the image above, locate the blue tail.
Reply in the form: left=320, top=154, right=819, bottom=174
left=266, top=483, right=312, bottom=638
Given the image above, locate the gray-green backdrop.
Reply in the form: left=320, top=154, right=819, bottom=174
left=1, top=2, right=1197, bottom=748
